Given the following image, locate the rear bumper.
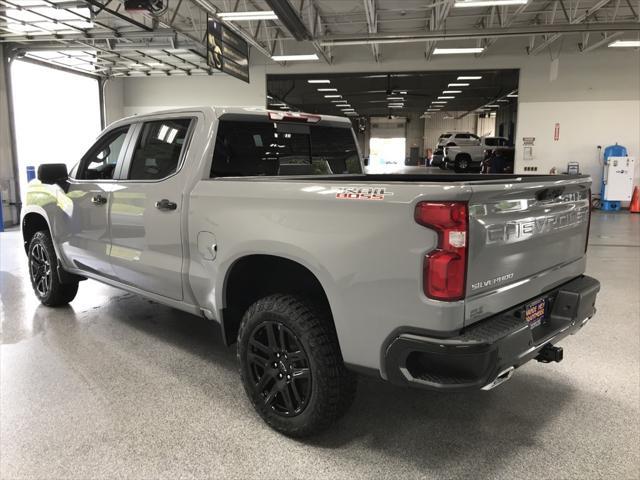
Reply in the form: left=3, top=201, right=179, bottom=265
left=384, top=275, right=600, bottom=391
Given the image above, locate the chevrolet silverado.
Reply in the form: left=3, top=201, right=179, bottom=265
left=22, top=107, right=600, bottom=437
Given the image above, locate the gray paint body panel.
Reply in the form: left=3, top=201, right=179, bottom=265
left=22, top=106, right=592, bottom=374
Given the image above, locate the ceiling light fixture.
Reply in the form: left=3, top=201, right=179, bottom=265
left=307, top=79, right=330, bottom=83
left=443, top=90, right=462, bottom=94
left=497, top=99, right=509, bottom=102
left=432, top=101, right=447, bottom=104
left=486, top=104, right=500, bottom=107
left=271, top=54, right=319, bottom=61
left=458, top=75, right=482, bottom=80
left=454, top=0, right=528, bottom=8
left=331, top=100, right=347, bottom=103
left=386, top=96, right=404, bottom=100
left=218, top=10, right=278, bottom=20
left=317, top=88, right=337, bottom=92
left=438, top=96, right=455, bottom=99
left=324, top=94, right=342, bottom=98
left=608, top=40, right=640, bottom=48
left=434, top=47, right=484, bottom=55
left=507, top=93, right=518, bottom=97
left=448, top=83, right=470, bottom=87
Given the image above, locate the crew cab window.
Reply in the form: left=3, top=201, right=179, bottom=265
left=211, top=120, right=362, bottom=177
left=76, top=127, right=129, bottom=180
left=127, top=118, right=192, bottom=180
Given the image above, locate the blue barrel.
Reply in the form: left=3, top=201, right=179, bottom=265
left=26, top=165, right=36, bottom=182
left=604, top=144, right=628, bottom=161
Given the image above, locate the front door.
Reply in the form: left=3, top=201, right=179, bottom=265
left=109, top=117, right=194, bottom=301
left=62, top=125, right=131, bottom=277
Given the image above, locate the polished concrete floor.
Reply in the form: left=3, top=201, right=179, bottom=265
left=1, top=212, right=638, bottom=479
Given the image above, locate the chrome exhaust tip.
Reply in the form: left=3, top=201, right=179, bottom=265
left=482, top=366, right=515, bottom=391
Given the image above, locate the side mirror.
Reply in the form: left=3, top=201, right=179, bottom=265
left=363, top=157, right=369, bottom=167
left=37, top=163, right=69, bottom=189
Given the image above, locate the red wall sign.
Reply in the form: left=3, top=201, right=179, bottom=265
left=554, top=123, right=560, bottom=141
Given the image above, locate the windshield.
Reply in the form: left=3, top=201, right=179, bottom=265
left=439, top=134, right=451, bottom=139
left=211, top=119, right=362, bottom=177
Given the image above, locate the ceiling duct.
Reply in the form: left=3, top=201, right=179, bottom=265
left=264, top=0, right=312, bottom=41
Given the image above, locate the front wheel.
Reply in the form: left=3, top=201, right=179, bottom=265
left=28, top=231, right=78, bottom=306
left=454, top=155, right=471, bottom=173
left=237, top=294, right=356, bottom=437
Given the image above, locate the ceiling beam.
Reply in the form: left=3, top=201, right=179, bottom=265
left=478, top=1, right=531, bottom=55
left=579, top=31, right=622, bottom=52
left=363, top=0, right=379, bottom=62
left=319, top=22, right=639, bottom=46
left=527, top=0, right=612, bottom=55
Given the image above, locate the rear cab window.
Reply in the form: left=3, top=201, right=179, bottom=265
left=210, top=119, right=362, bottom=177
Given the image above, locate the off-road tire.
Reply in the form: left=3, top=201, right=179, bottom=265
left=28, top=231, right=78, bottom=306
left=237, top=294, right=357, bottom=437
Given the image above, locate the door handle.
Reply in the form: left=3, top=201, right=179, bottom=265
left=155, top=199, right=177, bottom=211
left=91, top=194, right=107, bottom=205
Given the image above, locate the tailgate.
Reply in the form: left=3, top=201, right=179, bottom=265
left=465, top=176, right=591, bottom=326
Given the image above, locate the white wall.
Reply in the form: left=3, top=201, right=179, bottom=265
left=260, top=44, right=639, bottom=189
left=104, top=63, right=267, bottom=122
left=103, top=42, right=640, bottom=192
left=0, top=45, right=18, bottom=225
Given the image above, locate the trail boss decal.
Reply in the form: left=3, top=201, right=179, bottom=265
left=335, top=187, right=394, bottom=201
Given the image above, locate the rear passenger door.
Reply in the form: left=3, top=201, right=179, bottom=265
left=109, top=116, right=195, bottom=300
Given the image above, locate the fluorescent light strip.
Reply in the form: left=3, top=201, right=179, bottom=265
left=307, top=79, right=330, bottom=83
left=218, top=10, right=278, bottom=20
left=331, top=100, right=347, bottom=103
left=434, top=47, right=484, bottom=55
left=386, top=96, right=404, bottom=100
left=324, top=94, right=342, bottom=98
left=497, top=99, right=509, bottom=102
left=454, top=0, right=528, bottom=8
left=339, top=105, right=352, bottom=108
left=432, top=101, right=447, bottom=104
left=438, top=96, right=455, bottom=99
left=609, top=40, right=640, bottom=48
left=443, top=90, right=462, bottom=94
left=507, top=93, right=518, bottom=97
left=388, top=105, right=403, bottom=108
left=448, top=83, right=469, bottom=87
left=458, top=75, right=482, bottom=80
left=271, top=54, right=319, bottom=61
left=486, top=104, right=500, bottom=107
left=317, top=88, right=337, bottom=92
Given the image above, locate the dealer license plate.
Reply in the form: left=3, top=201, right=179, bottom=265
left=525, top=298, right=546, bottom=328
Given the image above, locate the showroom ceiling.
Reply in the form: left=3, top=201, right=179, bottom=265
left=0, top=0, right=638, bottom=77
left=267, top=69, right=519, bottom=117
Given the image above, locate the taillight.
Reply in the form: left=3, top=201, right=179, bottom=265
left=415, top=202, right=468, bottom=301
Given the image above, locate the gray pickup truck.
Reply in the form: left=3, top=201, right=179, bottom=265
left=22, top=107, right=600, bottom=437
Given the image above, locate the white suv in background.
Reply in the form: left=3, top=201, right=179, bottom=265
left=431, top=132, right=480, bottom=167
left=437, top=132, right=481, bottom=147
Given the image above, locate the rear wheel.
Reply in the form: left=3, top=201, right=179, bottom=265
left=237, top=294, right=356, bottom=437
left=28, top=231, right=78, bottom=306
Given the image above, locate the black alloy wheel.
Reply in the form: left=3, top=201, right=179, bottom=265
left=247, top=320, right=312, bottom=417
left=27, top=231, right=79, bottom=306
left=30, top=242, right=52, bottom=297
